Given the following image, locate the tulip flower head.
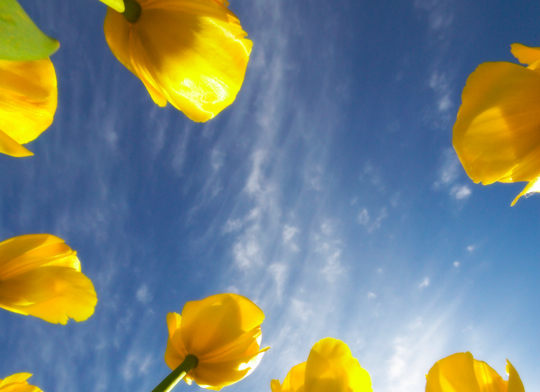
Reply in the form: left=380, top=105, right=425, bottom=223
left=453, top=43, right=540, bottom=205
left=164, top=293, right=269, bottom=390
left=0, top=234, right=97, bottom=324
left=425, top=352, right=525, bottom=392
left=0, top=373, right=42, bottom=392
left=271, top=337, right=373, bottom=392
left=104, top=0, right=252, bottom=122
left=0, top=58, right=57, bottom=157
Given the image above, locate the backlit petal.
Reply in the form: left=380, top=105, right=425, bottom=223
left=0, top=58, right=57, bottom=155
left=0, top=128, right=33, bottom=157
left=426, top=353, right=524, bottom=392
left=164, top=293, right=267, bottom=390
left=0, top=374, right=32, bottom=386
left=473, top=360, right=507, bottom=392
left=0, top=234, right=80, bottom=280
left=164, top=338, right=187, bottom=374
left=167, top=312, right=182, bottom=339
left=99, top=0, right=125, bottom=12
left=274, top=362, right=306, bottom=392
left=189, top=347, right=268, bottom=390
left=181, top=293, right=264, bottom=356
left=104, top=0, right=252, bottom=122
left=510, top=43, right=540, bottom=66
left=506, top=361, right=525, bottom=392
left=271, top=379, right=284, bottom=392
left=510, top=175, right=540, bottom=206
left=0, top=373, right=42, bottom=392
left=165, top=312, right=189, bottom=360
left=305, top=338, right=372, bottom=392
left=0, top=234, right=97, bottom=324
left=453, top=61, right=540, bottom=186
left=0, top=266, right=97, bottom=324
left=426, top=352, right=481, bottom=392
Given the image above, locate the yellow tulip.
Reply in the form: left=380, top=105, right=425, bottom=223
left=271, top=337, right=373, bottom=392
left=103, top=0, right=252, bottom=122
left=0, top=234, right=97, bottom=324
left=0, top=58, right=57, bottom=157
left=163, top=293, right=268, bottom=390
left=425, top=352, right=525, bottom=392
left=453, top=43, right=540, bottom=205
left=0, top=373, right=42, bottom=392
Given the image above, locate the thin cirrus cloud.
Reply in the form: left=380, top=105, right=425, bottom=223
left=2, top=0, right=539, bottom=392
left=434, top=148, right=472, bottom=200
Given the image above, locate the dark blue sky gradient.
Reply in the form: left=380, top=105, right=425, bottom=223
left=1, top=0, right=539, bottom=391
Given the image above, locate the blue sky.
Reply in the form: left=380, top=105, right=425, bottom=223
left=1, top=0, right=539, bottom=391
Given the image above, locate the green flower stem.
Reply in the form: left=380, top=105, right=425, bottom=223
left=151, top=355, right=199, bottom=392
left=122, top=0, right=141, bottom=23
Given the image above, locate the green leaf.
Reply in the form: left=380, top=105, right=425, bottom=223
left=0, top=0, right=59, bottom=61
left=98, top=0, right=125, bottom=13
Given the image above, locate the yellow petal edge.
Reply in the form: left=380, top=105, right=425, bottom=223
left=0, top=372, right=42, bottom=392
left=164, top=293, right=268, bottom=390
left=453, top=42, right=540, bottom=205
left=0, top=58, right=57, bottom=157
left=99, top=0, right=125, bottom=13
left=272, top=337, right=372, bottom=392
left=0, top=234, right=97, bottom=324
left=104, top=0, right=252, bottom=122
left=425, top=352, right=525, bottom=392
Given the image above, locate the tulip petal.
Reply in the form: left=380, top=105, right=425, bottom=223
left=270, top=379, right=283, bottom=392
left=473, top=360, right=506, bottom=392
left=510, top=175, right=540, bottom=206
left=0, top=266, right=97, bottom=324
left=0, top=373, right=42, bottom=392
left=99, top=0, right=125, bottom=13
left=425, top=353, right=524, bottom=392
left=0, top=234, right=97, bottom=324
left=453, top=61, right=540, bottom=186
left=510, top=43, right=540, bottom=66
left=275, top=362, right=306, bottom=392
left=197, top=326, right=263, bottom=362
left=104, top=0, right=252, bottom=122
left=181, top=293, right=264, bottom=356
left=190, top=348, right=267, bottom=390
left=0, top=234, right=80, bottom=280
left=165, top=312, right=189, bottom=359
left=305, top=337, right=372, bottom=392
left=167, top=312, right=182, bottom=339
left=164, top=293, right=267, bottom=390
left=1, top=373, right=31, bottom=384
left=426, top=352, right=481, bottom=392
left=0, top=385, right=41, bottom=392
left=0, top=128, right=33, bottom=157
left=0, top=58, right=57, bottom=154
left=164, top=338, right=188, bottom=376
left=506, top=360, right=525, bottom=392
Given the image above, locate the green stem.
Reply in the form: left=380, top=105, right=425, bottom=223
left=122, top=0, right=141, bottom=23
left=151, top=355, right=199, bottom=392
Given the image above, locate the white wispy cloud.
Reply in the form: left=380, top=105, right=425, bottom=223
left=136, top=284, right=152, bottom=304
left=358, top=207, right=388, bottom=232
left=419, top=277, right=430, bottom=289
left=282, top=225, right=300, bottom=252
left=450, top=184, right=472, bottom=199
left=434, top=148, right=472, bottom=201
left=434, top=148, right=460, bottom=187
left=121, top=351, right=153, bottom=381
left=429, top=71, right=453, bottom=114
